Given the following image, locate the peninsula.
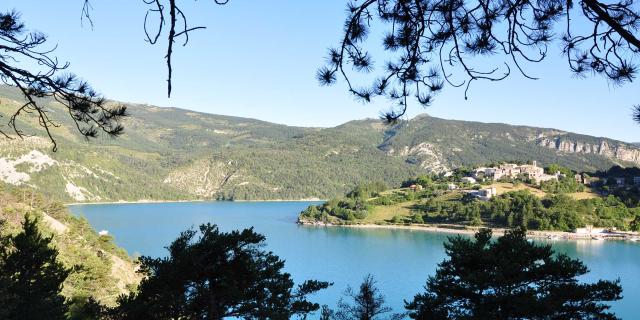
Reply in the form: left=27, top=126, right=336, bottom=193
left=298, top=162, right=640, bottom=240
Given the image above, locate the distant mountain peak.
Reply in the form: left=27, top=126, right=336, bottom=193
left=0, top=87, right=637, bottom=202
left=410, top=113, right=432, bottom=120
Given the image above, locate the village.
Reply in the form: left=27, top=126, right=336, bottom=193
left=406, top=161, right=640, bottom=241
left=434, top=161, right=640, bottom=202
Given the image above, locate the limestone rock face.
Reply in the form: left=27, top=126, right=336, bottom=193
left=537, top=137, right=640, bottom=165
left=163, top=159, right=238, bottom=197
left=397, top=142, right=450, bottom=172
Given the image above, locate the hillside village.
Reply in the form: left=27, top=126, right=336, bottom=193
left=471, top=161, right=557, bottom=183
left=301, top=160, right=640, bottom=240
left=448, top=161, right=565, bottom=201
left=440, top=161, right=640, bottom=202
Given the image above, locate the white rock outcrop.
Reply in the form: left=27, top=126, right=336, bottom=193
left=538, top=138, right=640, bottom=165
left=0, top=150, right=58, bottom=185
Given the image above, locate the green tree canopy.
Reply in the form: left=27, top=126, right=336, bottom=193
left=406, top=228, right=622, bottom=320
left=545, top=164, right=574, bottom=176
left=332, top=274, right=404, bottom=320
left=112, top=223, right=330, bottom=319
left=0, top=216, right=71, bottom=320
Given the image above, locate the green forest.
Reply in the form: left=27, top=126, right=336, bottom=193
left=300, top=166, right=640, bottom=232
left=1, top=86, right=639, bottom=203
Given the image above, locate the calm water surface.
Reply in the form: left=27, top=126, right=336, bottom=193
left=69, top=201, right=639, bottom=318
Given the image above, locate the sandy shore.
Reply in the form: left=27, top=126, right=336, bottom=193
left=298, top=221, right=639, bottom=241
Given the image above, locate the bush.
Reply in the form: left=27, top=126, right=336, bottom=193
left=412, top=213, right=425, bottom=224
left=391, top=215, right=405, bottom=224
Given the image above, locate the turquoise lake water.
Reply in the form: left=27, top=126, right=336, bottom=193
left=69, top=201, right=639, bottom=318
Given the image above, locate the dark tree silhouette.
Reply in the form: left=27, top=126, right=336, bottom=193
left=68, top=296, right=108, bottom=320
left=141, top=0, right=230, bottom=98
left=112, top=223, right=330, bottom=319
left=317, top=0, right=640, bottom=123
left=82, top=1, right=640, bottom=124
left=0, top=11, right=126, bottom=151
left=321, top=305, right=335, bottom=320
left=3, top=0, right=639, bottom=147
left=0, top=216, right=71, bottom=320
left=405, top=228, right=622, bottom=319
left=333, top=274, right=404, bottom=320
left=0, top=220, right=10, bottom=320
left=81, top=0, right=232, bottom=98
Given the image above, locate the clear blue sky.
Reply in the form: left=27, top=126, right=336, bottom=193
left=5, top=0, right=639, bottom=142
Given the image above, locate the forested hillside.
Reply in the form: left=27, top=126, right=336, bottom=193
left=1, top=86, right=638, bottom=202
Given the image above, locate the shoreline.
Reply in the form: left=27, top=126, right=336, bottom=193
left=233, top=198, right=325, bottom=202
left=298, top=221, right=640, bottom=242
left=65, top=199, right=204, bottom=206
left=65, top=198, right=325, bottom=206
left=64, top=201, right=638, bottom=242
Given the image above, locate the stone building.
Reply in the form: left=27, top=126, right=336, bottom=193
left=468, top=187, right=498, bottom=201
left=472, top=161, right=555, bottom=183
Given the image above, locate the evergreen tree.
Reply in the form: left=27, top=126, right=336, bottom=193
left=405, top=228, right=622, bottom=319
left=320, top=305, right=335, bottom=320
left=113, top=223, right=330, bottom=319
left=0, top=219, right=11, bottom=320
left=0, top=216, right=71, bottom=320
left=333, top=275, right=404, bottom=320
left=68, top=295, right=108, bottom=320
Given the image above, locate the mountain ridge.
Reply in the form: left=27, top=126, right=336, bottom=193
left=97, top=91, right=636, bottom=146
left=0, top=86, right=638, bottom=202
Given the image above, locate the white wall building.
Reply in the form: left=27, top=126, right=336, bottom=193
left=472, top=161, right=557, bottom=184
left=461, top=177, right=477, bottom=184
left=468, top=187, right=498, bottom=201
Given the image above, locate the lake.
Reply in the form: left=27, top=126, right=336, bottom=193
left=69, top=201, right=639, bottom=318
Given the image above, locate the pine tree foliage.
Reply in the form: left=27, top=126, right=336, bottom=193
left=333, top=275, right=404, bottom=320
left=0, top=11, right=126, bottom=151
left=0, top=216, right=71, bottom=320
left=137, top=0, right=231, bottom=97
left=405, top=228, right=623, bottom=319
left=2, top=0, right=640, bottom=148
left=318, top=0, right=640, bottom=123
left=112, top=223, right=330, bottom=319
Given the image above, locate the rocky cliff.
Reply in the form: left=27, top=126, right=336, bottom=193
left=537, top=136, right=640, bottom=166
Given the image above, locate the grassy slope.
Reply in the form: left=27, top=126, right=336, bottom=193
left=0, top=185, right=140, bottom=306
left=361, top=184, right=602, bottom=225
